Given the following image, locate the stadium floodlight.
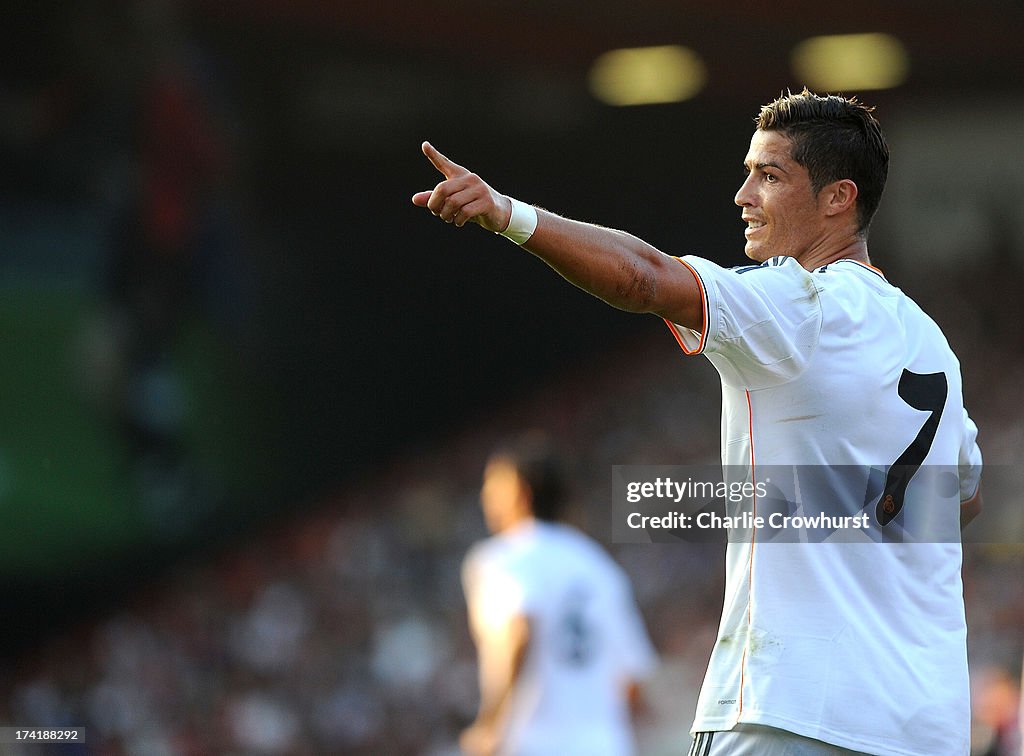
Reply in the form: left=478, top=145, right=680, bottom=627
left=588, top=45, right=707, bottom=106
left=791, top=33, right=909, bottom=91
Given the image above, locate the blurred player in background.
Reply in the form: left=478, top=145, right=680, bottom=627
left=415, top=89, right=983, bottom=755
left=460, top=432, right=657, bottom=756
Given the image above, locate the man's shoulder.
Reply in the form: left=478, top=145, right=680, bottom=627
left=683, top=254, right=803, bottom=276
left=730, top=255, right=803, bottom=273
left=686, top=254, right=819, bottom=297
left=463, top=532, right=514, bottom=570
left=465, top=524, right=559, bottom=569
left=546, top=524, right=631, bottom=584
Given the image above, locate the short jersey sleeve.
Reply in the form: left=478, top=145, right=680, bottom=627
left=664, top=255, right=822, bottom=389
left=462, top=543, right=528, bottom=638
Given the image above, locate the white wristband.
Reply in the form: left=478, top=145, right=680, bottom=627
left=498, top=197, right=538, bottom=245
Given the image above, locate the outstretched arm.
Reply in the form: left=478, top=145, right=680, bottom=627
left=412, top=142, right=704, bottom=331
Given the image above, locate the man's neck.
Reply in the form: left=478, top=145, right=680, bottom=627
left=796, top=233, right=869, bottom=271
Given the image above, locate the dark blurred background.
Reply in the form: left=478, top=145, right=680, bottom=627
left=1, top=1, right=1022, bottom=754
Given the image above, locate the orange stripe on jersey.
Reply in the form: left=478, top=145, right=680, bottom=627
left=847, top=259, right=887, bottom=279
left=739, top=389, right=756, bottom=715
left=738, top=645, right=748, bottom=715
left=661, top=257, right=708, bottom=355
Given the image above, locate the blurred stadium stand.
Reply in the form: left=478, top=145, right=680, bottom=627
left=0, top=1, right=1022, bottom=753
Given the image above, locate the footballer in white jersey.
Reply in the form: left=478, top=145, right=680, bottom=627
left=415, top=89, right=982, bottom=756
left=666, top=254, right=981, bottom=755
left=460, top=435, right=657, bottom=756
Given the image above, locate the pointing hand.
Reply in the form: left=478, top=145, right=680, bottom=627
left=412, top=142, right=512, bottom=233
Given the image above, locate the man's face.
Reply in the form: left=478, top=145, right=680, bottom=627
left=481, top=459, right=528, bottom=534
left=734, top=129, right=824, bottom=262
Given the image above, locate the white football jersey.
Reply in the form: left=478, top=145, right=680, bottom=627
left=462, top=520, right=657, bottom=756
left=665, top=255, right=982, bottom=756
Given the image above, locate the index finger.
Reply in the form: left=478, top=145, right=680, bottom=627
left=422, top=141, right=467, bottom=179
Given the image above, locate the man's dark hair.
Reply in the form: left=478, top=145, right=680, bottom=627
left=757, top=88, right=889, bottom=235
left=490, top=431, right=566, bottom=522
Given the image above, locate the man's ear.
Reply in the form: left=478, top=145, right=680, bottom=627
left=822, top=178, right=859, bottom=217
